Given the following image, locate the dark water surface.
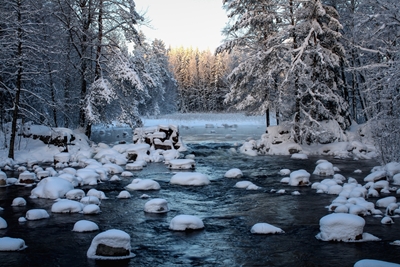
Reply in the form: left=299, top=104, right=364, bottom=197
left=1, top=127, right=400, bottom=267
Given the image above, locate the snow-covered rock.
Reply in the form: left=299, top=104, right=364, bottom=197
left=354, top=259, right=400, bottom=267
left=313, top=161, right=334, bottom=176
left=125, top=178, right=160, bottom=191
left=82, top=204, right=101, bottom=215
left=11, top=197, right=26, bottom=207
left=80, top=196, right=101, bottom=206
left=87, top=189, right=108, bottom=200
left=51, top=199, right=83, bottom=213
left=170, top=172, right=210, bottom=186
left=144, top=198, right=169, bottom=213
left=30, top=177, right=74, bottom=199
left=315, top=213, right=380, bottom=242
left=167, top=159, right=195, bottom=170
left=376, top=196, right=397, bottom=208
left=25, top=209, right=50, bottom=221
left=224, top=168, right=243, bottom=178
left=289, top=170, right=310, bottom=186
left=364, top=170, right=387, bottom=182
left=169, top=215, right=204, bottom=231
left=72, top=220, right=99, bottom=232
left=66, top=189, right=85, bottom=200
left=250, top=223, right=284, bottom=234
left=86, top=229, right=135, bottom=260
left=0, top=237, right=27, bottom=251
left=117, top=191, right=131, bottom=199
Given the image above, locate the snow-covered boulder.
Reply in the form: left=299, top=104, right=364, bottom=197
left=87, top=229, right=135, bottom=260
left=51, top=199, right=83, bottom=213
left=279, top=169, right=291, bottom=176
left=125, top=162, right=144, bottom=171
left=126, top=143, right=151, bottom=161
left=224, top=168, right=243, bottom=178
left=234, top=181, right=260, bottom=190
left=250, top=223, right=285, bottom=234
left=72, top=220, right=99, bottom=232
left=18, top=171, right=37, bottom=184
left=58, top=173, right=80, bottom=187
left=125, top=178, right=160, bottom=191
left=354, top=259, right=400, bottom=267
left=0, top=237, right=27, bottom=251
left=25, top=209, right=50, bottom=221
left=364, top=170, right=387, bottom=182
left=66, top=189, right=85, bottom=200
left=144, top=198, right=169, bottom=213
left=168, top=159, right=195, bottom=170
left=117, top=191, right=131, bottom=199
left=82, top=204, right=101, bottom=215
left=313, top=161, right=334, bottom=176
left=315, top=213, right=380, bottom=242
left=11, top=197, right=26, bottom=207
left=87, top=189, right=108, bottom=200
left=169, top=215, right=204, bottom=231
left=170, top=172, right=210, bottom=186
left=76, top=169, right=100, bottom=185
left=30, top=177, right=74, bottom=199
left=289, top=170, right=310, bottom=186
left=80, top=196, right=101, bottom=206
left=376, top=196, right=397, bottom=208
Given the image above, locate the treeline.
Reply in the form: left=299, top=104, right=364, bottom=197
left=167, top=47, right=234, bottom=112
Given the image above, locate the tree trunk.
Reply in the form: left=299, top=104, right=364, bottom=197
left=9, top=0, right=23, bottom=159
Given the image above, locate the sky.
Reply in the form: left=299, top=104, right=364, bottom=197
left=134, top=0, right=228, bottom=51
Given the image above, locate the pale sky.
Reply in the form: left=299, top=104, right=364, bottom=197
left=134, top=0, right=228, bottom=51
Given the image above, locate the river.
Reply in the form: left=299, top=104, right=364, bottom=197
left=1, top=123, right=399, bottom=267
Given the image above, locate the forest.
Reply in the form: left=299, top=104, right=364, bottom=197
left=0, top=0, right=399, bottom=163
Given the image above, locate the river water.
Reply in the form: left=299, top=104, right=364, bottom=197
left=1, top=124, right=400, bottom=267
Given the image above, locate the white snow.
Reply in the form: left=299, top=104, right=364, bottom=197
left=169, top=215, right=204, bottom=231
left=72, top=220, right=99, bottom=232
left=250, top=223, right=285, bottom=234
left=0, top=237, right=27, bottom=251
left=125, top=178, right=161, bottom=191
left=313, top=161, right=334, bottom=176
left=144, top=198, right=169, bottom=213
left=170, top=172, right=210, bottom=186
left=224, top=168, right=243, bottom=178
left=234, top=180, right=260, bottom=190
left=86, top=229, right=135, bottom=259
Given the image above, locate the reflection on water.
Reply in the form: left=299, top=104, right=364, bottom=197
left=1, top=129, right=400, bottom=267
